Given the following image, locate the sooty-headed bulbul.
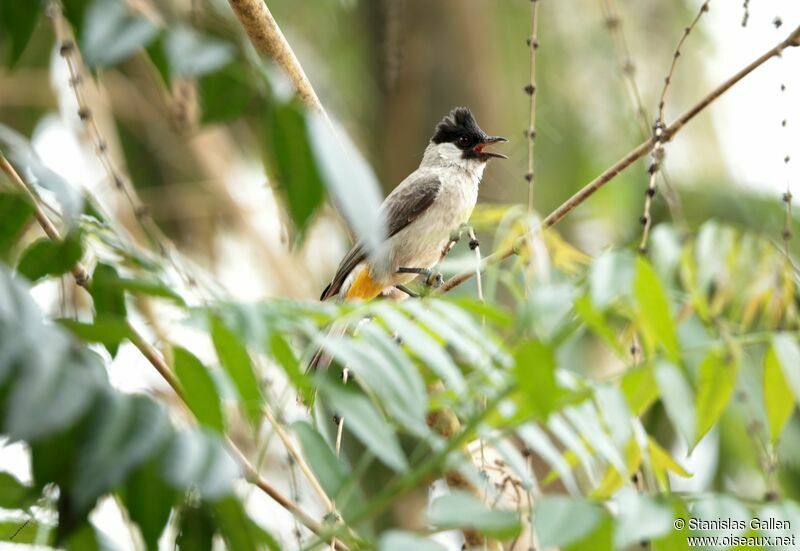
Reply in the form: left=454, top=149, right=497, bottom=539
left=320, top=107, right=507, bottom=303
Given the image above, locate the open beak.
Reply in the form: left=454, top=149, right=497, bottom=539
left=473, top=136, right=508, bottom=159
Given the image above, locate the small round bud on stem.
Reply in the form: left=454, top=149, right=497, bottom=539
left=524, top=83, right=536, bottom=95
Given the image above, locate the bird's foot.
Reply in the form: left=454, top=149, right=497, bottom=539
left=397, top=266, right=443, bottom=288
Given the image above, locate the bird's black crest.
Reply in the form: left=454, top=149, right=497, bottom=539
left=430, top=107, right=486, bottom=150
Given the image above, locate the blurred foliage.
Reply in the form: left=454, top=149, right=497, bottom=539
left=1, top=0, right=800, bottom=550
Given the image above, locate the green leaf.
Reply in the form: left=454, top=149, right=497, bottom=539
left=378, top=531, right=447, bottom=551
left=0, top=125, right=83, bottom=223
left=90, top=263, right=127, bottom=317
left=89, top=264, right=127, bottom=356
left=694, top=350, right=739, bottom=445
left=590, top=249, right=634, bottom=309
left=322, top=323, right=428, bottom=436
left=269, top=333, right=314, bottom=405
left=81, top=0, right=159, bottom=68
left=292, top=421, right=348, bottom=498
left=620, top=363, right=659, bottom=416
left=61, top=0, right=90, bottom=42
left=426, top=490, right=521, bottom=539
left=0, top=193, right=34, bottom=261
left=16, top=233, right=83, bottom=282
left=513, top=341, right=564, bottom=420
left=121, top=459, right=175, bottom=550
left=199, top=63, right=252, bottom=123
left=534, top=495, right=606, bottom=548
left=564, top=516, right=613, bottom=551
left=215, top=496, right=280, bottom=551
left=764, top=344, right=796, bottom=444
left=574, top=295, right=624, bottom=356
left=176, top=504, right=215, bottom=551
left=317, top=377, right=408, bottom=472
left=263, top=100, right=325, bottom=237
left=0, top=519, right=53, bottom=545
left=173, top=347, right=225, bottom=433
left=165, top=25, right=234, bottom=77
left=0, top=472, right=33, bottom=509
left=58, top=316, right=133, bottom=350
left=654, top=361, right=695, bottom=446
left=613, top=488, right=673, bottom=549
left=162, top=430, right=238, bottom=500
left=773, top=333, right=800, bottom=400
left=0, top=1, right=42, bottom=67
left=306, top=112, right=384, bottom=251
left=5, top=346, right=102, bottom=442
left=210, top=317, right=263, bottom=428
left=72, top=394, right=172, bottom=511
left=372, top=304, right=465, bottom=394
left=634, top=256, right=680, bottom=362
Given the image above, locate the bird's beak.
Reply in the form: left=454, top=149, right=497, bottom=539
left=474, top=136, right=508, bottom=159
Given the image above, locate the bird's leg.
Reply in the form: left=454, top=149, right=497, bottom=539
left=397, top=266, right=443, bottom=288
left=394, top=284, right=420, bottom=298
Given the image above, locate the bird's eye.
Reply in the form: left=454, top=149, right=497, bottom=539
left=457, top=136, right=471, bottom=147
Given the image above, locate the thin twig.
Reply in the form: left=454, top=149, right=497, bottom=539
left=440, top=24, right=800, bottom=293
left=641, top=1, right=710, bottom=253
left=525, top=0, right=541, bottom=213
left=1, top=152, right=348, bottom=550
left=263, top=407, right=333, bottom=511
left=600, top=0, right=686, bottom=228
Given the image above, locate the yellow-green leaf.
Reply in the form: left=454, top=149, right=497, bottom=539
left=764, top=344, right=796, bottom=444
left=634, top=257, right=680, bottom=362
left=694, top=350, right=739, bottom=446
left=648, top=437, right=691, bottom=492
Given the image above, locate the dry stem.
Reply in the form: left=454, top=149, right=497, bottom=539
left=525, top=0, right=541, bottom=213
left=440, top=24, right=800, bottom=293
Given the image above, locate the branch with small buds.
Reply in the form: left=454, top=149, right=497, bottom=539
left=440, top=23, right=800, bottom=294
left=640, top=0, right=710, bottom=254
left=524, top=0, right=541, bottom=214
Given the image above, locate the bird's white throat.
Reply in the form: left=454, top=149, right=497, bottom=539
left=421, top=141, right=486, bottom=180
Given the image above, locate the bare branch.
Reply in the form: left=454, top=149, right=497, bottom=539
left=440, top=24, right=800, bottom=293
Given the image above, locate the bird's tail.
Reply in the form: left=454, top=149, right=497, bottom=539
left=306, top=319, right=348, bottom=373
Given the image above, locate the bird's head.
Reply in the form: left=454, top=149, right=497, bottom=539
left=430, top=107, right=507, bottom=163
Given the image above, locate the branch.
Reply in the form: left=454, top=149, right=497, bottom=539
left=0, top=153, right=348, bottom=551
left=227, top=0, right=322, bottom=111
left=440, top=23, right=800, bottom=293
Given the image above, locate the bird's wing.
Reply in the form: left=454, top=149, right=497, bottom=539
left=320, top=173, right=442, bottom=300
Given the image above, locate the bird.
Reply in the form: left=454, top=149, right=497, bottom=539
left=319, top=106, right=507, bottom=304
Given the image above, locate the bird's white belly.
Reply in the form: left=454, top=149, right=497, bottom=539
left=372, top=172, right=479, bottom=286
